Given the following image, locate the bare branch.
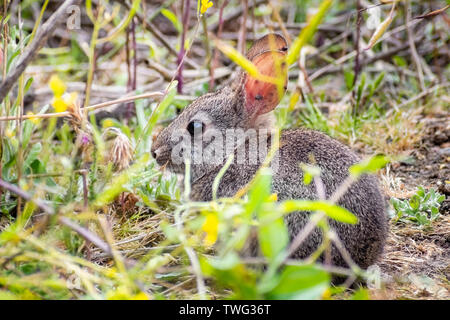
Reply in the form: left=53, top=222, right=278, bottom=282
left=0, top=0, right=81, bottom=103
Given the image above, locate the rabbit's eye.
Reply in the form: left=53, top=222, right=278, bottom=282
left=187, top=120, right=205, bottom=136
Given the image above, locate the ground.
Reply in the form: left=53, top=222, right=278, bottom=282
left=373, top=113, right=449, bottom=299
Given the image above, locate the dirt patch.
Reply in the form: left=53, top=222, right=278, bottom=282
left=373, top=113, right=450, bottom=299
left=390, top=113, right=450, bottom=213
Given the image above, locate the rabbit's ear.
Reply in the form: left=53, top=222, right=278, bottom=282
left=244, top=50, right=288, bottom=116
left=246, top=33, right=288, bottom=60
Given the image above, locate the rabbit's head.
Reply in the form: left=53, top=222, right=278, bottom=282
left=151, top=34, right=288, bottom=180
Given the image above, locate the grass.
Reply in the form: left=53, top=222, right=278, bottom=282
left=0, top=0, right=449, bottom=300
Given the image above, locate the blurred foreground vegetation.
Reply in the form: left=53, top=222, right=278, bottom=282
left=0, top=0, right=448, bottom=300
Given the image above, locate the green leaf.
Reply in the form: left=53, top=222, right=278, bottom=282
left=409, top=196, right=420, bottom=210
left=391, top=186, right=444, bottom=226
left=349, top=155, right=390, bottom=178
left=24, top=143, right=42, bottom=170
left=135, top=93, right=147, bottom=132
left=351, top=287, right=370, bottom=300
left=373, top=71, right=385, bottom=91
left=393, top=56, right=407, bottom=67
left=280, top=200, right=358, bottom=224
left=266, top=265, right=330, bottom=300
left=344, top=70, right=355, bottom=91
left=22, top=120, right=34, bottom=147
left=160, top=8, right=182, bottom=33
left=258, top=215, right=289, bottom=261
left=200, top=255, right=260, bottom=299
left=246, top=168, right=272, bottom=216
left=24, top=77, right=34, bottom=93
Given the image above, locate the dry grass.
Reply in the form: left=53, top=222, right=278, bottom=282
left=371, top=215, right=450, bottom=300
left=359, top=108, right=425, bottom=156
left=378, top=165, right=418, bottom=199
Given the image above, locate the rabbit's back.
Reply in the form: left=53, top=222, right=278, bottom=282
left=191, top=128, right=387, bottom=269
left=273, top=129, right=388, bottom=268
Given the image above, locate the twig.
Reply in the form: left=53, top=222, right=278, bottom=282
left=176, top=0, right=191, bottom=94
left=117, top=0, right=199, bottom=70
left=201, top=15, right=212, bottom=91
left=209, top=0, right=229, bottom=90
left=134, top=16, right=201, bottom=152
left=237, top=0, right=248, bottom=54
left=0, top=178, right=115, bottom=260
left=0, top=178, right=55, bottom=214
left=389, top=82, right=450, bottom=113
left=352, top=0, right=363, bottom=115
left=269, top=0, right=292, bottom=44
left=0, top=91, right=164, bottom=121
left=405, top=0, right=425, bottom=91
left=414, top=4, right=450, bottom=20
left=125, top=17, right=137, bottom=118
left=59, top=217, right=112, bottom=257
left=208, top=0, right=266, bottom=31
left=309, top=33, right=431, bottom=81
left=0, top=0, right=80, bottom=103
left=284, top=212, right=325, bottom=262
left=328, top=176, right=354, bottom=204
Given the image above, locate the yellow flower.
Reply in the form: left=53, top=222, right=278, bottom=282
left=202, top=213, right=219, bottom=246
left=5, top=128, right=14, bottom=138
left=52, top=92, right=78, bottom=113
left=52, top=96, right=67, bottom=112
left=106, top=286, right=132, bottom=300
left=49, top=74, right=66, bottom=97
left=26, top=111, right=41, bottom=125
left=102, top=119, right=115, bottom=128
left=322, top=288, right=332, bottom=300
left=106, top=287, right=149, bottom=300
left=200, top=0, right=213, bottom=14
left=268, top=193, right=278, bottom=202
left=132, top=292, right=149, bottom=300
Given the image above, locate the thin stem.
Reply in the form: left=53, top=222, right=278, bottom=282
left=209, top=0, right=229, bottom=90
left=0, top=91, right=164, bottom=121
left=176, top=0, right=191, bottom=94
left=352, top=0, right=363, bottom=116
left=16, top=6, right=24, bottom=218
left=405, top=0, right=425, bottom=91
left=201, top=15, right=212, bottom=91
left=0, top=0, right=80, bottom=103
left=84, top=9, right=102, bottom=108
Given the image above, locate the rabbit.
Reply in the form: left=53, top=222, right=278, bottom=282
left=151, top=33, right=388, bottom=270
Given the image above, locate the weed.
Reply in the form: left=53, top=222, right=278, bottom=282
left=391, top=186, right=445, bottom=227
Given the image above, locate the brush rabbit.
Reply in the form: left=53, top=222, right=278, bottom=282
left=151, top=34, right=387, bottom=270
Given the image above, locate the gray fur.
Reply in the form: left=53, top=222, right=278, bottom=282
left=151, top=34, right=388, bottom=270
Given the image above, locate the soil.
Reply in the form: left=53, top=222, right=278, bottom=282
left=390, top=113, right=450, bottom=213
left=373, top=112, right=450, bottom=300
